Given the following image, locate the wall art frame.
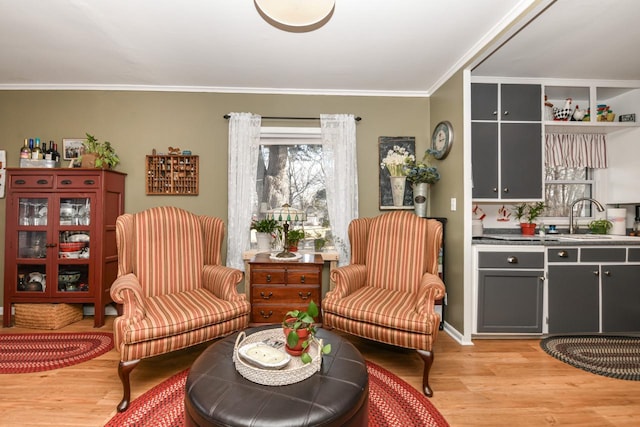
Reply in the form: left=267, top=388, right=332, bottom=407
left=378, top=136, right=415, bottom=210
left=62, top=138, right=86, bottom=160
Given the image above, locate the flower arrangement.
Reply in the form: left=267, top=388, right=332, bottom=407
left=380, top=145, right=414, bottom=177
left=403, top=148, right=441, bottom=184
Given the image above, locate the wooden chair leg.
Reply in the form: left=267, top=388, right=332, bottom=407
left=117, top=359, right=140, bottom=412
left=417, top=349, right=434, bottom=397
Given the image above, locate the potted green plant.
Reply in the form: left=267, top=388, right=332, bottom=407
left=282, top=300, right=331, bottom=364
left=512, top=202, right=546, bottom=235
left=251, top=218, right=281, bottom=252
left=286, top=229, right=305, bottom=252
left=588, top=219, right=613, bottom=234
left=81, top=133, right=120, bottom=168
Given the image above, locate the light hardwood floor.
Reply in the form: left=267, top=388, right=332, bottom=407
left=1, top=317, right=639, bottom=426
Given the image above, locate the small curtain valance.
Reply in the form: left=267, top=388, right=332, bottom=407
left=545, top=133, right=608, bottom=168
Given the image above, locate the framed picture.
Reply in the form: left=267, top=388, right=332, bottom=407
left=378, top=136, right=415, bottom=210
left=62, top=138, right=86, bottom=160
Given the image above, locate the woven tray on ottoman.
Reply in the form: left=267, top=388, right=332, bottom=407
left=14, top=303, right=84, bottom=329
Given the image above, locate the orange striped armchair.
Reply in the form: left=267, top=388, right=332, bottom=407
left=323, top=211, right=445, bottom=396
left=110, top=206, right=250, bottom=412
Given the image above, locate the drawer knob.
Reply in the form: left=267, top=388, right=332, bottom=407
left=557, top=250, right=568, bottom=258
left=300, top=275, right=305, bottom=283
left=84, top=179, right=95, bottom=185
left=260, top=291, right=273, bottom=300
left=15, top=179, right=26, bottom=185
left=507, top=256, right=518, bottom=264
left=298, top=291, right=311, bottom=300
left=259, top=310, right=273, bottom=319
left=37, top=179, right=49, bottom=185
left=266, top=274, right=271, bottom=282
left=61, top=179, right=72, bottom=185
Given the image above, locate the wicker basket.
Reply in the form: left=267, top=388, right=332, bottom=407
left=14, top=303, right=83, bottom=329
left=233, top=328, right=322, bottom=386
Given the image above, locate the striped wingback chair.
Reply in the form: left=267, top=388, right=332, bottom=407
left=110, top=206, right=250, bottom=412
left=323, top=211, right=445, bottom=396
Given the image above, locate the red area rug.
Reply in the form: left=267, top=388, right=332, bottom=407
left=0, top=332, right=113, bottom=374
left=106, top=360, right=448, bottom=427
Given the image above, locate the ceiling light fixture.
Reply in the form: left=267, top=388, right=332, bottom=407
left=255, top=0, right=335, bottom=31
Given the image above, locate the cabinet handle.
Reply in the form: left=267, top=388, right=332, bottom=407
left=492, top=188, right=498, bottom=193
left=503, top=110, right=509, bottom=116
left=36, top=179, right=49, bottom=185
left=604, top=270, right=611, bottom=277
left=45, top=243, right=57, bottom=248
left=298, top=291, right=311, bottom=300
left=260, top=291, right=273, bottom=299
left=507, top=256, right=518, bottom=264
left=503, top=187, right=509, bottom=193
left=492, top=111, right=497, bottom=116
left=259, top=310, right=273, bottom=319
left=61, top=180, right=72, bottom=185
left=15, top=179, right=26, bottom=185
left=300, top=275, right=305, bottom=283
left=557, top=251, right=568, bottom=258
left=593, top=270, right=599, bottom=276
left=266, top=274, right=271, bottom=282
left=83, top=180, right=95, bottom=185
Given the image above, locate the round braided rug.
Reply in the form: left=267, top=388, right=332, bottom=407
left=540, top=335, right=640, bottom=381
left=105, top=360, right=449, bottom=427
left=0, top=332, right=113, bottom=374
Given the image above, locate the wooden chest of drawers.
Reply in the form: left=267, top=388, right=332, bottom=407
left=249, top=253, right=323, bottom=325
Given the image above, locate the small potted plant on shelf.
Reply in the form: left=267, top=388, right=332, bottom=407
left=251, top=218, right=281, bottom=252
left=588, top=219, right=613, bottom=234
left=81, top=133, right=120, bottom=169
left=512, top=202, right=546, bottom=235
left=282, top=300, right=331, bottom=363
left=286, top=229, right=305, bottom=252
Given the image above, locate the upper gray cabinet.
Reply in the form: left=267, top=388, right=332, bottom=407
left=471, top=82, right=543, bottom=200
left=472, top=83, right=541, bottom=121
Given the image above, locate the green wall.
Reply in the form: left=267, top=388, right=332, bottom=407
left=0, top=90, right=432, bottom=308
left=429, top=71, right=465, bottom=333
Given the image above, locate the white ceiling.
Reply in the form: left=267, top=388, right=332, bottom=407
left=1, top=0, right=639, bottom=97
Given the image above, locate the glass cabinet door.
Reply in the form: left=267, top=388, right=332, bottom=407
left=56, top=197, right=92, bottom=295
left=16, top=196, right=49, bottom=293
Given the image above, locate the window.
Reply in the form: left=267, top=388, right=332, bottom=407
left=251, top=129, right=332, bottom=250
left=544, top=166, right=595, bottom=219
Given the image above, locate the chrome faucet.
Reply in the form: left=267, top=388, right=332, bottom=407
left=569, top=197, right=605, bottom=234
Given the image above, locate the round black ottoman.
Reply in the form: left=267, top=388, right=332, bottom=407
left=185, top=327, right=369, bottom=427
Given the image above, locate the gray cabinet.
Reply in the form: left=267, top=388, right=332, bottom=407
left=477, top=250, right=544, bottom=333
left=471, top=83, right=542, bottom=200
left=547, top=247, right=640, bottom=334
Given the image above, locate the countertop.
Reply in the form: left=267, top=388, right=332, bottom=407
left=473, top=233, right=640, bottom=246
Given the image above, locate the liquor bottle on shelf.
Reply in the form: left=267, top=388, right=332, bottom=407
left=28, top=138, right=34, bottom=152
left=31, top=138, right=43, bottom=160
left=41, top=141, right=48, bottom=159
left=20, top=138, right=31, bottom=159
left=52, top=143, right=61, bottom=163
left=44, top=141, right=53, bottom=160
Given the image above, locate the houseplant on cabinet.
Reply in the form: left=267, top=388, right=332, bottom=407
left=286, top=229, right=305, bottom=252
left=403, top=148, right=441, bottom=217
left=81, top=133, right=120, bottom=168
left=512, top=202, right=546, bottom=235
left=251, top=218, right=281, bottom=252
left=282, top=300, right=331, bottom=363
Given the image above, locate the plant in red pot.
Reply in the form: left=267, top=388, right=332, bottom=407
left=282, top=300, right=331, bottom=364
left=512, top=202, right=546, bottom=235
left=285, top=229, right=305, bottom=252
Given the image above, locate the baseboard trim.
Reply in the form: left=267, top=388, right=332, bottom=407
left=443, top=322, right=474, bottom=346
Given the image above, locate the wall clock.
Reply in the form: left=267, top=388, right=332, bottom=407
left=431, top=121, right=454, bottom=160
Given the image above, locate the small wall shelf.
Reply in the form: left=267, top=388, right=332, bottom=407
left=146, top=155, right=199, bottom=195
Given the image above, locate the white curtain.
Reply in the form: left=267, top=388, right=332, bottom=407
left=545, top=133, right=608, bottom=168
left=320, top=114, right=358, bottom=266
left=227, top=112, right=261, bottom=270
